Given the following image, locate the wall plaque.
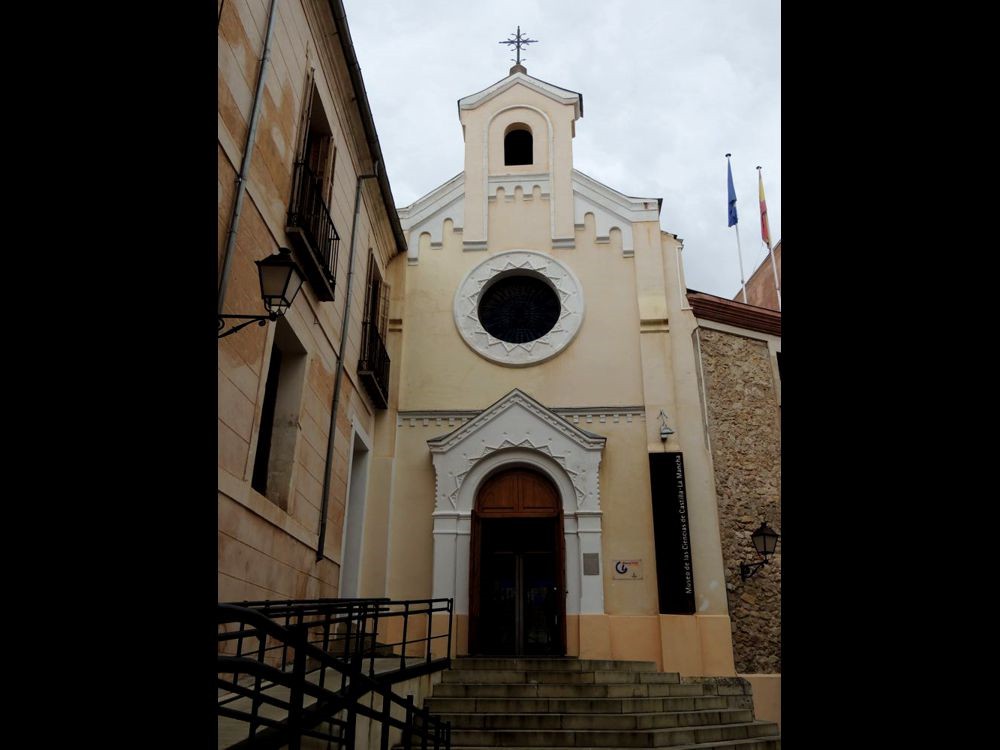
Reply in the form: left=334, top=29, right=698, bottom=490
left=612, top=559, right=642, bottom=580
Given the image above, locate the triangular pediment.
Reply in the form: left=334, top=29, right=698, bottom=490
left=397, top=172, right=465, bottom=230
left=458, top=73, right=582, bottom=120
left=427, top=389, right=605, bottom=455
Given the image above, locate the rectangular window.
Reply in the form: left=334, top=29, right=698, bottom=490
left=251, top=319, right=307, bottom=510
left=648, top=452, right=696, bottom=614
left=363, top=254, right=390, bottom=339
left=287, top=76, right=341, bottom=301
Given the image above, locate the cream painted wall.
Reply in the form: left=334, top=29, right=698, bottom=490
left=459, top=80, right=577, bottom=246
left=384, top=424, right=439, bottom=600
left=387, top=67, right=735, bottom=667
left=398, top=207, right=646, bottom=411
left=598, top=420, right=660, bottom=615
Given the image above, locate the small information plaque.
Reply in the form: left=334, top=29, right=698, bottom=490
left=612, top=559, right=642, bottom=580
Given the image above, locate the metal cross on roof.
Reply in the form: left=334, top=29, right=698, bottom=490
left=498, top=26, right=538, bottom=66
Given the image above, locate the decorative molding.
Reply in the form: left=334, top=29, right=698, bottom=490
left=399, top=405, right=645, bottom=428
left=453, top=250, right=584, bottom=367
left=446, top=437, right=588, bottom=510
left=572, top=170, right=660, bottom=256
left=397, top=172, right=466, bottom=262
left=488, top=173, right=551, bottom=202
left=426, top=389, right=606, bottom=616
left=427, top=389, right=607, bottom=453
left=640, top=317, right=670, bottom=333
left=427, top=389, right=605, bottom=512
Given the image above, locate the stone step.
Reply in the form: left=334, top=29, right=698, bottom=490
left=425, top=694, right=753, bottom=715
left=453, top=658, right=658, bottom=673
left=441, top=669, right=681, bottom=685
left=449, top=720, right=779, bottom=747
left=434, top=708, right=754, bottom=731
left=432, top=682, right=712, bottom=699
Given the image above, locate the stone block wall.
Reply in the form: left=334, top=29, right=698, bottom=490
left=697, top=327, right=780, bottom=674
left=218, top=0, right=399, bottom=603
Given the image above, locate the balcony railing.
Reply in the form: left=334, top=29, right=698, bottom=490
left=286, top=160, right=340, bottom=302
left=359, top=321, right=390, bottom=409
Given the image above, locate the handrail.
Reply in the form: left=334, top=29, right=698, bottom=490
left=218, top=598, right=453, bottom=749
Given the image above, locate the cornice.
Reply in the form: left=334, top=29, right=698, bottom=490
left=458, top=72, right=582, bottom=120
left=426, top=388, right=607, bottom=453
left=687, top=290, right=782, bottom=337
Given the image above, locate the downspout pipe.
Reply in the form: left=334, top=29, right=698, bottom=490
left=317, top=162, right=380, bottom=562
left=218, top=0, right=279, bottom=315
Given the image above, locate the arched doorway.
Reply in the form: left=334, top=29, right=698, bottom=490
left=469, top=467, right=566, bottom=655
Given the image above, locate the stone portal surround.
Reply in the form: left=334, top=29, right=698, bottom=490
left=426, top=390, right=610, bottom=617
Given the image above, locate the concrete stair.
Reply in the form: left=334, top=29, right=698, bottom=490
left=422, top=657, right=779, bottom=749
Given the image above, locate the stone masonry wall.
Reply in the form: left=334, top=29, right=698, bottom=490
left=218, top=0, right=396, bottom=604
left=698, top=327, right=780, bottom=674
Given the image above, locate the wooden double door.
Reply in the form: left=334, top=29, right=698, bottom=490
left=469, top=469, right=566, bottom=656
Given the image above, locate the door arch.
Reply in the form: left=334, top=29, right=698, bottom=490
left=469, top=467, right=566, bottom=655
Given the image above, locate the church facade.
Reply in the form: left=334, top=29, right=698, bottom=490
left=218, top=0, right=780, bottom=730
left=386, top=64, right=738, bottom=675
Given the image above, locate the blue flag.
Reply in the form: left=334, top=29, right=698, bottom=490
left=727, top=158, right=738, bottom=227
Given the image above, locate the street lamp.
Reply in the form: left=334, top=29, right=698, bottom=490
left=739, top=520, right=780, bottom=581
left=218, top=248, right=304, bottom=338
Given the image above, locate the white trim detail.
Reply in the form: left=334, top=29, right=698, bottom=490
left=572, top=170, right=660, bottom=256
left=428, top=389, right=605, bottom=616
left=459, top=72, right=582, bottom=120
left=488, top=173, right=551, bottom=201
left=397, top=173, right=466, bottom=262
left=338, top=416, right=373, bottom=598
left=453, top=250, right=584, bottom=367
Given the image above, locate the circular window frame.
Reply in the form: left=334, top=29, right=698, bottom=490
left=453, top=250, right=584, bottom=367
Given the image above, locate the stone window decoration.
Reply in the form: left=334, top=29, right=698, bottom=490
left=478, top=275, right=560, bottom=344
left=454, top=250, right=584, bottom=366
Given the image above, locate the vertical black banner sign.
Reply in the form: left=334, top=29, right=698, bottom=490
left=649, top=452, right=696, bottom=614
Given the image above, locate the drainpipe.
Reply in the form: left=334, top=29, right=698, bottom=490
left=218, top=0, right=279, bottom=314
left=317, top=162, right=381, bottom=562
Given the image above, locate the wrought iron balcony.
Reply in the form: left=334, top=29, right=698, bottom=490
left=359, top=320, right=390, bottom=409
left=286, top=160, right=340, bottom=302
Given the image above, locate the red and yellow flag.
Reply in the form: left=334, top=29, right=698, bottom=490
left=758, top=169, right=772, bottom=250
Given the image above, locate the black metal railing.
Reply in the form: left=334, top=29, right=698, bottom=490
left=359, top=321, right=391, bottom=409
left=218, top=598, right=453, bottom=750
left=287, top=160, right=340, bottom=301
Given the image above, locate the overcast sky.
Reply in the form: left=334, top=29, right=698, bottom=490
left=342, top=0, right=780, bottom=299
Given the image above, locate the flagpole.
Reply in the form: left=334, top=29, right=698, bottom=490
left=757, top=166, right=781, bottom=311
left=734, top=226, right=748, bottom=303
left=727, top=154, right=748, bottom=303
left=768, top=242, right=781, bottom=311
